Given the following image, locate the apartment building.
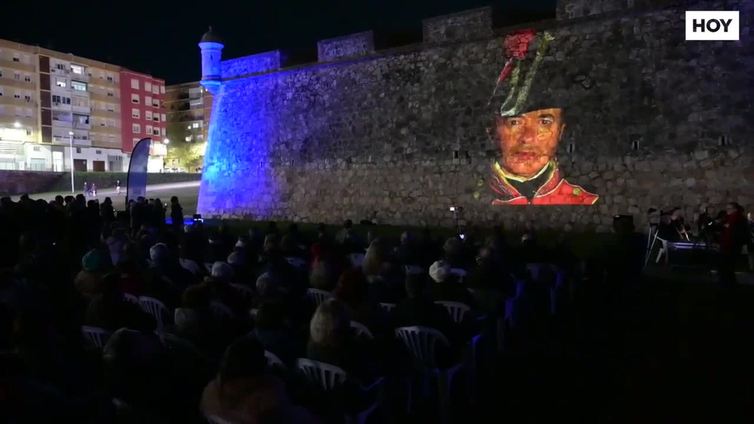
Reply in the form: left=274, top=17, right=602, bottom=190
left=164, top=81, right=211, bottom=171
left=120, top=71, right=167, bottom=172
left=0, top=38, right=167, bottom=172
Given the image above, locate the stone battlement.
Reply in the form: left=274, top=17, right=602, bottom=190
left=318, top=31, right=375, bottom=62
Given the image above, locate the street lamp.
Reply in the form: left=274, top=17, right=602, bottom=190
left=164, top=138, right=170, bottom=144
left=13, top=121, right=21, bottom=128
left=68, top=131, right=75, bottom=193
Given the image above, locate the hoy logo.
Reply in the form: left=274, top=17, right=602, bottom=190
left=685, top=11, right=740, bottom=40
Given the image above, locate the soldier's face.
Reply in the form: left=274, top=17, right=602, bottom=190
left=495, top=108, right=565, bottom=178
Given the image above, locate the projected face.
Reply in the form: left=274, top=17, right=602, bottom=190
left=495, top=108, right=564, bottom=178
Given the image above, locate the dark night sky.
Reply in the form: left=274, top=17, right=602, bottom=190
left=2, top=0, right=556, bottom=84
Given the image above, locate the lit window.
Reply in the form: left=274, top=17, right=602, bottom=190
left=192, top=122, right=200, bottom=128
left=161, top=113, right=166, bottom=122
left=160, top=85, right=165, bottom=94
left=161, top=127, right=166, bottom=136
left=131, top=79, right=139, bottom=89
left=146, top=125, right=153, bottom=135
left=132, top=124, right=140, bottom=133
left=131, top=108, right=140, bottom=118
left=71, top=65, right=83, bottom=74
left=145, top=95, right=152, bottom=106
left=152, top=99, right=159, bottom=107
left=71, top=81, right=87, bottom=92
left=55, top=77, right=66, bottom=87
left=145, top=110, right=152, bottom=120
left=131, top=94, right=140, bottom=104
left=152, top=85, right=159, bottom=94
left=145, top=82, right=152, bottom=92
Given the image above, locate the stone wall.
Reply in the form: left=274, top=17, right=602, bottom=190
left=200, top=0, right=754, bottom=231
left=318, top=31, right=375, bottom=62
left=423, top=7, right=493, bottom=43
left=222, top=50, right=282, bottom=79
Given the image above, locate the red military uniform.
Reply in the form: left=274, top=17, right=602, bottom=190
left=490, top=161, right=599, bottom=206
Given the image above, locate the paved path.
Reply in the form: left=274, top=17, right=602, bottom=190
left=14, top=180, right=200, bottom=201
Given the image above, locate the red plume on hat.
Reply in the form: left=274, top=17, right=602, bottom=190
left=490, top=29, right=554, bottom=117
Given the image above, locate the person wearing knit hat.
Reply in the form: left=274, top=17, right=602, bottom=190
left=75, top=248, right=113, bottom=300
left=488, top=29, right=598, bottom=206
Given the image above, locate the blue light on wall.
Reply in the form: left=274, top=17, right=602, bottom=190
left=197, top=75, right=281, bottom=218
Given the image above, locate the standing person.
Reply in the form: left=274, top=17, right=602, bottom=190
left=170, top=196, right=184, bottom=233
left=116, top=180, right=121, bottom=195
left=718, top=203, right=748, bottom=287
left=91, top=183, right=97, bottom=197
left=83, top=181, right=89, bottom=196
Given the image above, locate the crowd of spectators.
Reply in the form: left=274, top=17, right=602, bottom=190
left=0, top=193, right=659, bottom=423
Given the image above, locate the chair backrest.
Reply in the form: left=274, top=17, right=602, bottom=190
left=265, top=350, right=286, bottom=370
left=394, top=326, right=450, bottom=369
left=138, top=296, right=170, bottom=330
left=205, top=414, right=233, bottom=424
left=122, top=293, right=140, bottom=304
left=349, top=253, right=365, bottom=268
left=296, top=358, right=347, bottom=391
left=285, top=257, right=307, bottom=269
left=350, top=320, right=374, bottom=339
left=81, top=325, right=112, bottom=349
left=434, top=301, right=471, bottom=324
left=306, top=288, right=331, bottom=307
left=379, top=302, right=396, bottom=314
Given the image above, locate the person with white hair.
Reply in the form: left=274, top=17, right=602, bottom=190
left=428, top=260, right=475, bottom=307
left=307, top=299, right=378, bottom=385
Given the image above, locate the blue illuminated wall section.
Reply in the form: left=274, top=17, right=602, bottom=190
left=198, top=75, right=278, bottom=218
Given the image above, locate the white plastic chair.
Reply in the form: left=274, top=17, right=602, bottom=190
left=296, top=358, right=383, bottom=424
left=306, top=288, right=331, bottom=308
left=434, top=301, right=470, bottom=324
left=138, top=296, right=170, bottom=330
left=265, top=350, right=286, bottom=370
left=285, top=257, right=307, bottom=269
left=81, top=325, right=111, bottom=349
left=395, top=326, right=462, bottom=422
left=379, top=302, right=396, bottom=314
left=350, top=321, right=374, bottom=340
left=122, top=293, right=139, bottom=304
left=205, top=415, right=233, bottom=424
left=296, top=358, right=347, bottom=391
left=349, top=253, right=365, bottom=268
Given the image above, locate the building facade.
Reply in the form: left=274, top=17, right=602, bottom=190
left=120, top=70, right=167, bottom=172
left=163, top=81, right=210, bottom=171
left=0, top=38, right=167, bottom=172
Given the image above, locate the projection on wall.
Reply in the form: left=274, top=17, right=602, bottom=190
left=488, top=29, right=599, bottom=205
